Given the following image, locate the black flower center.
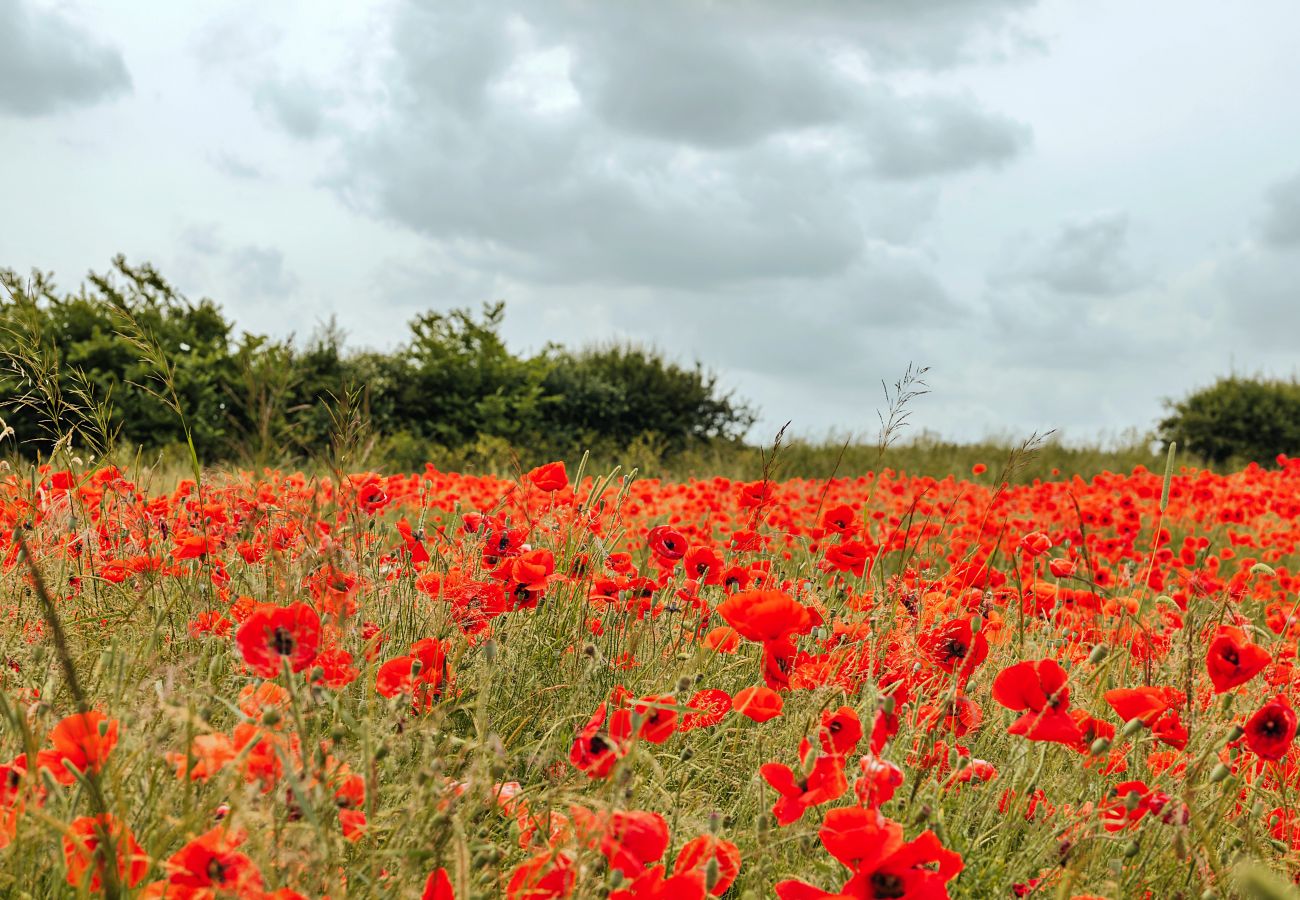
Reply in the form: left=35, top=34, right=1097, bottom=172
left=871, top=871, right=906, bottom=899
left=271, top=627, right=295, bottom=657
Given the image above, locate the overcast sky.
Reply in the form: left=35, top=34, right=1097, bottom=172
left=3, top=0, right=1299, bottom=444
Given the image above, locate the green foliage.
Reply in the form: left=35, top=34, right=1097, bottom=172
left=1, top=259, right=756, bottom=467
left=1159, top=375, right=1300, bottom=466
left=541, top=343, right=756, bottom=452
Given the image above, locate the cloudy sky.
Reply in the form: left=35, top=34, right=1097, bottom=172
left=3, top=0, right=1299, bottom=443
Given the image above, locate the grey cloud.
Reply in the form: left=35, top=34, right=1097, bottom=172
left=229, top=245, right=297, bottom=299
left=190, top=6, right=285, bottom=69
left=339, top=103, right=864, bottom=289
left=178, top=225, right=297, bottom=301
left=1259, top=171, right=1300, bottom=248
left=210, top=152, right=264, bottom=180
left=859, top=89, right=1031, bottom=179
left=255, top=74, right=335, bottom=139
left=998, top=211, right=1142, bottom=296
left=323, top=1, right=1036, bottom=292
left=1217, top=247, right=1300, bottom=346
left=567, top=23, right=851, bottom=148
left=0, top=0, right=131, bottom=117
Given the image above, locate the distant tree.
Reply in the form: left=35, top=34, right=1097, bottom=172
left=1, top=257, right=238, bottom=458
left=394, top=302, right=548, bottom=448
left=1159, top=375, right=1300, bottom=466
left=2, top=260, right=759, bottom=466
left=541, top=344, right=756, bottom=452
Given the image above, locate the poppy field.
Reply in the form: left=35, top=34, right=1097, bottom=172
left=5, top=454, right=1300, bottom=899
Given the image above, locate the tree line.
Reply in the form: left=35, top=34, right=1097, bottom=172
left=0, top=257, right=756, bottom=468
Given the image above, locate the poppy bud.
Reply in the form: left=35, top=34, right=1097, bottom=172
left=1090, top=737, right=1111, bottom=756
left=1227, top=724, right=1245, bottom=742
left=1209, top=762, right=1231, bottom=783
left=970, top=614, right=983, bottom=633
left=1087, top=644, right=1109, bottom=665
left=262, top=709, right=281, bottom=726
left=483, top=640, right=498, bottom=664
left=706, top=858, right=721, bottom=891
left=679, top=747, right=693, bottom=762
left=1123, top=839, right=1140, bottom=858
left=609, top=871, right=625, bottom=889
left=374, top=742, right=390, bottom=761
left=677, top=676, right=693, bottom=693
left=1125, top=791, right=1142, bottom=812
left=882, top=696, right=896, bottom=715
left=1121, top=716, right=1147, bottom=738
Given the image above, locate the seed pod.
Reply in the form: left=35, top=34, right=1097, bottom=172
left=1090, top=737, right=1112, bottom=756
left=1087, top=643, right=1109, bottom=665
left=1121, top=716, right=1147, bottom=738
left=706, top=858, right=720, bottom=891
left=1209, top=762, right=1231, bottom=783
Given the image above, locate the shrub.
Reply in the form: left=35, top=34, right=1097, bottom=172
left=1159, top=375, right=1300, bottom=465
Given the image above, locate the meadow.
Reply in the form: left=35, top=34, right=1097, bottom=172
left=4, top=445, right=1300, bottom=899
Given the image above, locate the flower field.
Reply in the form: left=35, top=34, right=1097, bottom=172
left=5, top=455, right=1300, bottom=898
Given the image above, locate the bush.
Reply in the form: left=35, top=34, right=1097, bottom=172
left=1, top=259, right=755, bottom=468
left=1159, top=375, right=1300, bottom=465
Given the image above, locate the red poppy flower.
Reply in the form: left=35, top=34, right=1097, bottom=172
left=349, top=474, right=390, bottom=513
left=506, top=852, right=575, bottom=900
left=823, top=541, right=870, bottom=579
left=716, top=590, right=814, bottom=644
left=648, top=525, right=688, bottom=562
left=63, top=814, right=149, bottom=892
left=234, top=603, right=321, bottom=678
left=376, top=638, right=450, bottom=712
left=674, top=835, right=741, bottom=896
left=703, top=627, right=740, bottom=654
left=856, top=755, right=904, bottom=808
left=577, top=808, right=669, bottom=877
left=760, top=753, right=848, bottom=825
left=528, top=461, right=569, bottom=493
left=919, top=618, right=989, bottom=680
left=634, top=695, right=679, bottom=744
left=610, top=865, right=705, bottom=900
left=1246, top=695, right=1298, bottom=761
left=162, top=826, right=264, bottom=894
left=819, top=707, right=863, bottom=757
left=423, top=867, right=454, bottom=900
left=776, top=811, right=962, bottom=900
left=1100, top=780, right=1155, bottom=832
left=166, top=732, right=237, bottom=782
left=38, top=711, right=119, bottom=786
left=1019, top=532, right=1052, bottom=557
left=734, top=686, right=783, bottom=723
left=1206, top=625, right=1270, bottom=694
left=991, top=659, right=1083, bottom=745
left=681, top=689, right=731, bottom=731
left=568, top=704, right=628, bottom=778
left=820, top=503, right=858, bottom=536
